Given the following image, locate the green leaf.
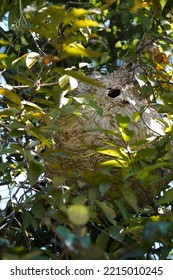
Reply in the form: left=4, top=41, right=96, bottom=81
left=67, top=204, right=90, bottom=226
left=116, top=114, right=130, bottom=128
left=115, top=199, right=130, bottom=221
left=108, top=225, right=125, bottom=241
left=116, top=114, right=134, bottom=141
left=0, top=88, right=21, bottom=105
left=89, top=187, right=100, bottom=204
left=12, top=75, right=34, bottom=87
left=157, top=188, right=173, bottom=205
left=135, top=73, right=147, bottom=87
left=28, top=160, right=44, bottom=186
left=52, top=176, right=66, bottom=186
left=136, top=162, right=173, bottom=180
left=143, top=222, right=172, bottom=242
left=31, top=204, right=46, bottom=219
left=137, top=148, right=156, bottom=159
left=99, top=181, right=111, bottom=196
left=121, top=185, right=138, bottom=212
left=22, top=210, right=37, bottom=230
left=96, top=201, right=117, bottom=225
left=96, top=232, right=109, bottom=250
left=26, top=125, right=51, bottom=147
left=156, top=104, right=173, bottom=114
left=120, top=128, right=134, bottom=142
left=162, top=93, right=173, bottom=104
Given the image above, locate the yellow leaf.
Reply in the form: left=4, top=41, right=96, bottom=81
left=74, top=19, right=100, bottom=27
left=0, top=39, right=10, bottom=45
left=12, top=53, right=28, bottom=66
left=98, top=149, right=128, bottom=158
left=21, top=100, right=43, bottom=112
left=100, top=159, right=128, bottom=167
left=62, top=44, right=105, bottom=58
left=0, top=54, right=8, bottom=59
left=63, top=8, right=87, bottom=26
left=0, top=88, right=21, bottom=105
left=130, top=0, right=149, bottom=13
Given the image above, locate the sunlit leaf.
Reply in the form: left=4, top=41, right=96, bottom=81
left=65, top=19, right=102, bottom=35
left=0, top=88, right=21, bottom=105
left=21, top=100, right=43, bottom=112
left=63, top=8, right=88, bottom=26
left=100, top=159, right=128, bottom=167
left=0, top=39, right=10, bottom=45
left=0, top=53, right=8, bottom=59
left=26, top=52, right=40, bottom=69
left=133, top=112, right=141, bottom=122
left=120, top=128, right=134, bottom=142
left=116, top=114, right=130, bottom=128
left=98, top=149, right=129, bottom=162
left=12, top=53, right=28, bottom=66
left=62, top=44, right=105, bottom=59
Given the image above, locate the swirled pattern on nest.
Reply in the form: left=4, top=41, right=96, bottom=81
left=51, top=68, right=170, bottom=208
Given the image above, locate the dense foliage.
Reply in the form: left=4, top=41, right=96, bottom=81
left=0, top=0, right=173, bottom=259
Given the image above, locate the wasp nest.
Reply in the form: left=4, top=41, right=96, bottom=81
left=51, top=67, right=170, bottom=208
